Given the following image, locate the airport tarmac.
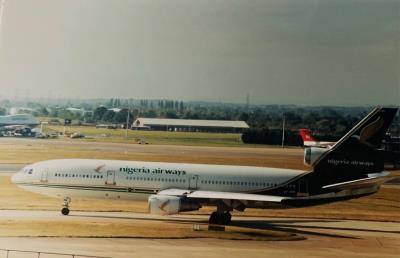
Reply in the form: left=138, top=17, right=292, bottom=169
left=0, top=211, right=398, bottom=258
left=0, top=164, right=24, bottom=173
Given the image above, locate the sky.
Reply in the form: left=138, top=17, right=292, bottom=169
left=0, top=0, right=399, bottom=106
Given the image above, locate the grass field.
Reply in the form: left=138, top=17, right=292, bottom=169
left=0, top=138, right=305, bottom=167
left=44, top=125, right=246, bottom=147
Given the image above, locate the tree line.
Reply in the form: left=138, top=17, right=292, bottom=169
left=1, top=98, right=398, bottom=145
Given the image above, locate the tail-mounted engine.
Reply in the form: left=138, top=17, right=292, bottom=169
left=148, top=195, right=201, bottom=215
left=304, top=147, right=329, bottom=167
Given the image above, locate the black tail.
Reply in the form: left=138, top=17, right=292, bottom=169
left=312, top=107, right=398, bottom=183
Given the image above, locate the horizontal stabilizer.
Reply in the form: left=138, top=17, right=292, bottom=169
left=322, top=172, right=390, bottom=190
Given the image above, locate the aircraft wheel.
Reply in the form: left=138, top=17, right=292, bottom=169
left=223, top=212, right=232, bottom=225
left=209, top=212, right=218, bottom=224
left=61, top=207, right=70, bottom=216
left=209, top=212, right=231, bottom=225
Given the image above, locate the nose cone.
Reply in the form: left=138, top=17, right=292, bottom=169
left=11, top=172, right=21, bottom=184
left=11, top=166, right=28, bottom=184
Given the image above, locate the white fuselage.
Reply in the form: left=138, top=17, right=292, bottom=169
left=12, top=159, right=305, bottom=201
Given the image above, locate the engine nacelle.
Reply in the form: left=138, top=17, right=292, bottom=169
left=148, top=195, right=201, bottom=215
left=304, top=147, right=329, bottom=167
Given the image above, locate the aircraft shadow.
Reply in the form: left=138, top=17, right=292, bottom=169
left=68, top=213, right=387, bottom=240
left=229, top=220, right=374, bottom=240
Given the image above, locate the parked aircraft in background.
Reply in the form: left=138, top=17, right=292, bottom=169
left=12, top=108, right=398, bottom=225
left=299, top=128, right=335, bottom=148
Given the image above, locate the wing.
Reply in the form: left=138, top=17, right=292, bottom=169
left=157, top=188, right=288, bottom=203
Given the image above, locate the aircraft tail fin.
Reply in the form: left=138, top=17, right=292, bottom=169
left=312, top=107, right=398, bottom=180
left=299, top=129, right=317, bottom=142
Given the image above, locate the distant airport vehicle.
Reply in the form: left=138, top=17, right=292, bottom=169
left=14, top=127, right=33, bottom=137
left=35, top=132, right=48, bottom=139
left=12, top=108, right=398, bottom=225
left=96, top=124, right=120, bottom=129
left=299, top=129, right=335, bottom=147
left=35, top=131, right=60, bottom=139
left=0, top=125, right=34, bottom=137
left=48, top=119, right=61, bottom=125
left=70, top=132, right=85, bottom=139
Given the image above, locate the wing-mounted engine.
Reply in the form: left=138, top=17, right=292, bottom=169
left=148, top=195, right=201, bottom=215
left=304, top=147, right=329, bottom=167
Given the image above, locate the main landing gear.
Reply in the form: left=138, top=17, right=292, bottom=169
left=61, top=197, right=71, bottom=215
left=209, top=203, right=233, bottom=225
left=209, top=211, right=232, bottom=225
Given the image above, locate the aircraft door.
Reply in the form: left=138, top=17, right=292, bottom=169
left=105, top=170, right=116, bottom=185
left=189, top=175, right=199, bottom=190
left=40, top=169, right=48, bottom=183
left=297, top=179, right=309, bottom=197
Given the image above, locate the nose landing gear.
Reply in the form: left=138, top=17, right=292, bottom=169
left=61, top=197, right=71, bottom=215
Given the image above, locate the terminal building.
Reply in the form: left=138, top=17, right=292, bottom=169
left=0, top=114, right=39, bottom=127
left=132, top=118, right=249, bottom=133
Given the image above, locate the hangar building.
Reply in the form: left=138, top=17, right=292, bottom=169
left=0, top=114, right=39, bottom=126
left=132, top=118, right=249, bottom=133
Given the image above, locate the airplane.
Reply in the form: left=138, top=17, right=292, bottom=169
left=299, top=128, right=335, bottom=148
left=11, top=107, right=398, bottom=225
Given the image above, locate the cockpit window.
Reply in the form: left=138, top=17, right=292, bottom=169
left=23, top=168, right=33, bottom=174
